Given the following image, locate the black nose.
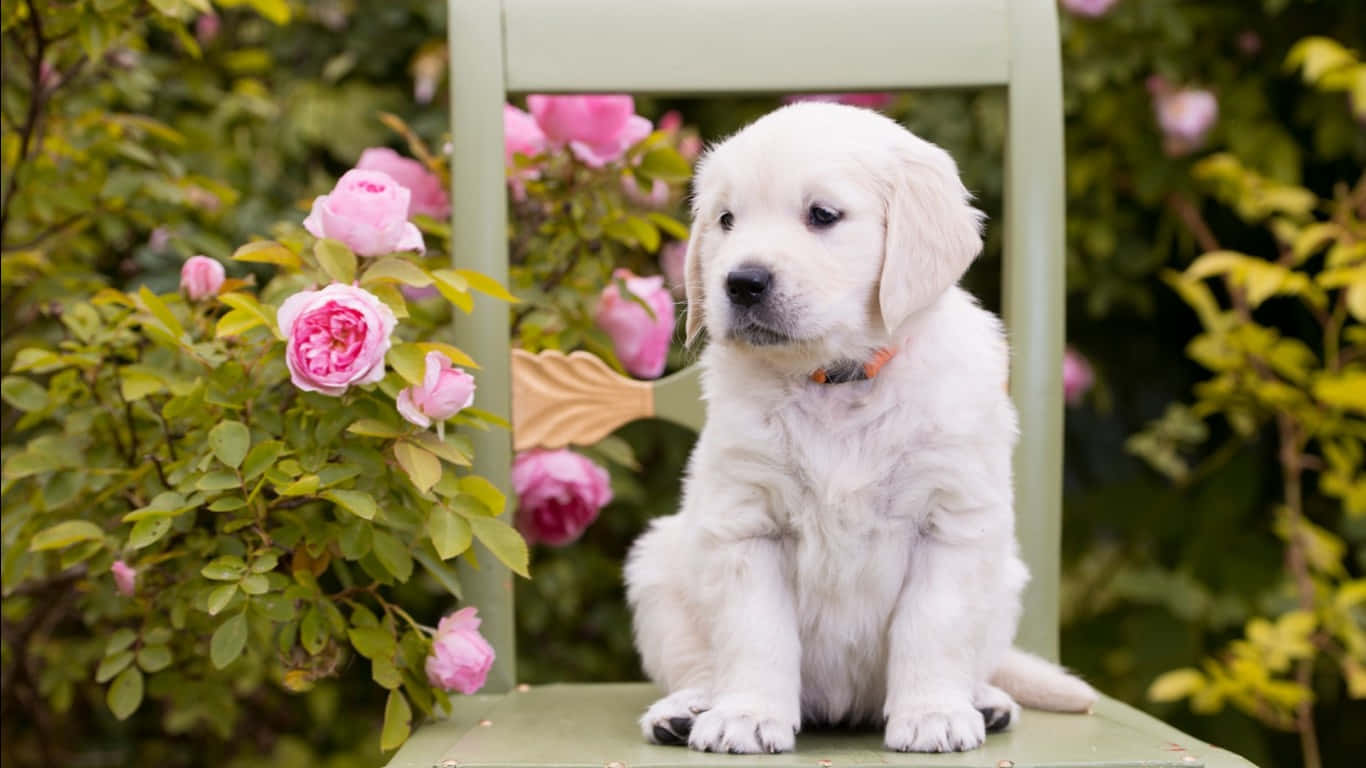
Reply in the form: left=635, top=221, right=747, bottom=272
left=725, top=266, right=772, bottom=307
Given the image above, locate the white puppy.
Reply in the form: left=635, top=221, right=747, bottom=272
left=624, top=102, right=1096, bottom=754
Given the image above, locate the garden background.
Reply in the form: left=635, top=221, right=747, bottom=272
left=2, top=1, right=1363, bottom=767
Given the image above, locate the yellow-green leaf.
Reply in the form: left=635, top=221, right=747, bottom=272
left=107, top=667, right=144, bottom=720
left=210, top=613, right=248, bottom=669
left=394, top=442, right=441, bottom=492
left=416, top=341, right=479, bottom=369
left=428, top=505, right=473, bottom=560
left=1313, top=372, right=1366, bottom=414
left=324, top=489, right=379, bottom=521
left=30, top=521, right=104, bottom=551
left=314, top=239, right=357, bottom=284
left=466, top=515, right=529, bottom=578
left=1148, top=668, right=1206, bottom=702
left=209, top=420, right=251, bottom=468
left=380, top=690, right=412, bottom=751
left=454, top=269, right=519, bottom=303
left=232, top=240, right=300, bottom=268
left=361, top=257, right=433, bottom=287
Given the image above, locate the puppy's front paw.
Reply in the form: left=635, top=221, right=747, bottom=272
left=640, top=688, right=710, bottom=746
left=884, top=706, right=985, bottom=753
left=688, top=705, right=797, bottom=754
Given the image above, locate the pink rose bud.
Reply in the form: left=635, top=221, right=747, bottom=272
left=659, top=240, right=687, bottom=298
left=526, top=94, right=653, bottom=168
left=784, top=92, right=894, bottom=110
left=303, top=169, right=425, bottom=257
left=396, top=352, right=476, bottom=428
left=425, top=607, right=495, bottom=695
left=277, top=284, right=397, bottom=396
left=513, top=449, right=613, bottom=547
left=1063, top=346, right=1095, bottom=406
left=1060, top=0, right=1119, bottom=17
left=595, top=269, right=676, bottom=380
left=1148, top=80, right=1218, bottom=156
left=503, top=104, right=548, bottom=167
left=657, top=110, right=684, bottom=134
left=195, top=13, right=220, bottom=45
left=180, top=255, right=225, bottom=301
left=355, top=147, right=450, bottom=220
left=111, top=560, right=136, bottom=597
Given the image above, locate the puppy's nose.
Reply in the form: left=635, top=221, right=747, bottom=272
left=725, top=266, right=772, bottom=307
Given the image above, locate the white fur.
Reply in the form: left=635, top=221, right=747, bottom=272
left=626, top=103, right=1095, bottom=755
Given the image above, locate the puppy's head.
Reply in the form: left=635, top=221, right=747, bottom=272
left=683, top=102, right=983, bottom=368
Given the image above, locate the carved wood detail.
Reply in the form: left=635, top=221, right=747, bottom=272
left=510, top=349, right=655, bottom=451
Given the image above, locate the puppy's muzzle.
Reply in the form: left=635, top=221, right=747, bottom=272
left=725, top=265, right=772, bottom=308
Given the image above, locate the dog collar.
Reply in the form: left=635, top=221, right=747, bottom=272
left=809, top=346, right=897, bottom=384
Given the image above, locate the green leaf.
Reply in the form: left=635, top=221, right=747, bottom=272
left=372, top=655, right=403, bottom=689
left=637, top=146, right=693, bottom=182
left=466, top=515, right=530, bottom=578
left=458, top=475, right=506, bottom=516
left=371, top=530, right=414, bottom=582
left=232, top=240, right=300, bottom=268
left=209, top=420, right=251, bottom=468
left=210, top=613, right=248, bottom=669
left=315, top=239, right=357, bottom=284
left=300, top=606, right=326, bottom=655
left=394, top=441, right=442, bottom=492
left=202, top=556, right=248, bottom=581
left=96, top=650, right=135, bottom=683
left=137, top=285, right=185, bottom=341
left=454, top=269, right=519, bottom=303
left=647, top=212, right=690, bottom=240
left=240, top=573, right=270, bottom=595
left=387, top=343, right=427, bottom=386
left=136, top=644, right=173, bottom=673
left=380, top=690, right=412, bottom=752
left=431, top=269, right=474, bottom=313
left=107, top=629, right=138, bottom=655
left=278, top=474, right=320, bottom=496
left=428, top=506, right=473, bottom=560
left=361, top=257, right=433, bottom=287
left=416, top=341, right=479, bottom=369
left=206, top=583, right=237, bottom=615
left=196, top=471, right=241, bottom=492
left=216, top=308, right=265, bottom=337
left=346, top=419, right=404, bottom=438
left=217, top=293, right=281, bottom=339
left=118, top=368, right=165, bottom=401
left=208, top=497, right=247, bottom=511
left=107, top=667, right=144, bottom=721
left=1313, top=372, right=1366, bottom=413
left=414, top=548, right=462, bottom=599
left=348, top=626, right=396, bottom=660
left=242, top=440, right=285, bottom=480
left=1148, top=668, right=1206, bottom=702
left=1, top=376, right=46, bottom=411
left=411, top=432, right=472, bottom=467
left=29, top=521, right=104, bottom=551
left=325, top=489, right=380, bottom=520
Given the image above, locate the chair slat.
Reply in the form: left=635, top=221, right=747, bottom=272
left=503, top=0, right=1010, bottom=93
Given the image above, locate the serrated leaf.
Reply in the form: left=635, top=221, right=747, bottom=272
left=380, top=690, right=412, bottom=751
left=232, top=240, right=299, bottom=268
left=314, top=239, right=357, bottom=284
left=466, top=515, right=530, bottom=578
left=209, top=420, right=250, bottom=468
left=30, top=521, right=104, bottom=551
left=348, top=626, right=396, bottom=660
left=411, top=432, right=472, bottom=467
left=210, top=613, right=248, bottom=669
left=372, top=655, right=403, bottom=689
left=428, top=506, right=473, bottom=560
left=394, top=442, right=441, bottom=492
left=107, top=667, right=144, bottom=720
left=360, top=257, right=433, bottom=287
left=458, top=475, right=506, bottom=515
left=325, top=489, right=379, bottom=520
left=371, top=530, right=414, bottom=582
left=431, top=269, right=474, bottom=313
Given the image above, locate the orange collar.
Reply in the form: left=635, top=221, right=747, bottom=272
left=809, top=346, right=897, bottom=384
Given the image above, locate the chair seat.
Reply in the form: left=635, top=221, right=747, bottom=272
left=386, top=683, right=1255, bottom=768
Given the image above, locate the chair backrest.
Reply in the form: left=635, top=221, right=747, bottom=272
left=448, top=0, right=1065, bottom=694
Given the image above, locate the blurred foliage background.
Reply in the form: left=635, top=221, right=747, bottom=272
left=2, top=0, right=1363, bottom=766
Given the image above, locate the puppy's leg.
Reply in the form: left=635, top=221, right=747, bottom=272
left=686, top=535, right=801, bottom=754
left=883, top=530, right=1011, bottom=753
left=625, top=517, right=714, bottom=745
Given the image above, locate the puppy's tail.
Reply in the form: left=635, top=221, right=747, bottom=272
left=991, top=648, right=1097, bottom=713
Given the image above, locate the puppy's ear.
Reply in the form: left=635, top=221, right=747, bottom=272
left=682, top=221, right=707, bottom=346
left=878, top=142, right=984, bottom=332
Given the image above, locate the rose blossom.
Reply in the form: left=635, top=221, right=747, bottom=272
left=526, top=94, right=653, bottom=168
left=180, top=255, right=225, bottom=301
left=1148, top=76, right=1218, bottom=156
left=659, top=240, right=687, bottom=298
left=302, top=169, right=425, bottom=257
left=513, top=449, right=613, bottom=547
left=504, top=104, right=548, bottom=166
left=595, top=269, right=676, bottom=380
left=396, top=351, right=476, bottom=429
left=1063, top=346, right=1095, bottom=406
left=356, top=147, right=450, bottom=219
left=425, top=607, right=495, bottom=695
left=111, top=560, right=136, bottom=597
left=1060, top=0, right=1119, bottom=17
left=277, top=284, right=397, bottom=396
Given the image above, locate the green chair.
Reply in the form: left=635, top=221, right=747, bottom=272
left=388, top=1, right=1257, bottom=765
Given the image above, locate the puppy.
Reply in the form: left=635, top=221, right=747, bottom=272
left=624, top=102, right=1096, bottom=754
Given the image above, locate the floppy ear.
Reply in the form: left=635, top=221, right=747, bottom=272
left=878, top=143, right=984, bottom=332
left=683, top=220, right=708, bottom=346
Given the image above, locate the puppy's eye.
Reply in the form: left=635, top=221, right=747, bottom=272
left=807, top=205, right=842, bottom=229
left=718, top=211, right=734, bottom=231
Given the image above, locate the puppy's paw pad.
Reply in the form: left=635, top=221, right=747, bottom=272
left=640, top=689, right=709, bottom=746
left=885, top=708, right=985, bottom=753
left=973, top=684, right=1020, bottom=733
left=688, top=708, right=797, bottom=754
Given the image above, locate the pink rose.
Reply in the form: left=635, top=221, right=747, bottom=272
left=396, top=352, right=476, bottom=428
left=504, top=104, right=548, bottom=166
left=180, top=255, right=225, bottom=301
left=425, top=607, right=495, bottom=695
left=195, top=13, right=220, bottom=45
left=111, top=560, right=136, bottom=597
left=1063, top=346, right=1094, bottom=406
left=785, top=93, right=894, bottom=110
left=356, top=148, right=450, bottom=220
left=621, top=174, right=670, bottom=208
left=513, top=449, right=612, bottom=547
left=659, top=240, right=687, bottom=298
left=595, top=269, right=676, bottom=380
left=526, top=94, right=653, bottom=168
left=1060, top=0, right=1119, bottom=17
left=1148, top=77, right=1218, bottom=156
left=303, top=169, right=425, bottom=257
left=277, top=284, right=397, bottom=396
